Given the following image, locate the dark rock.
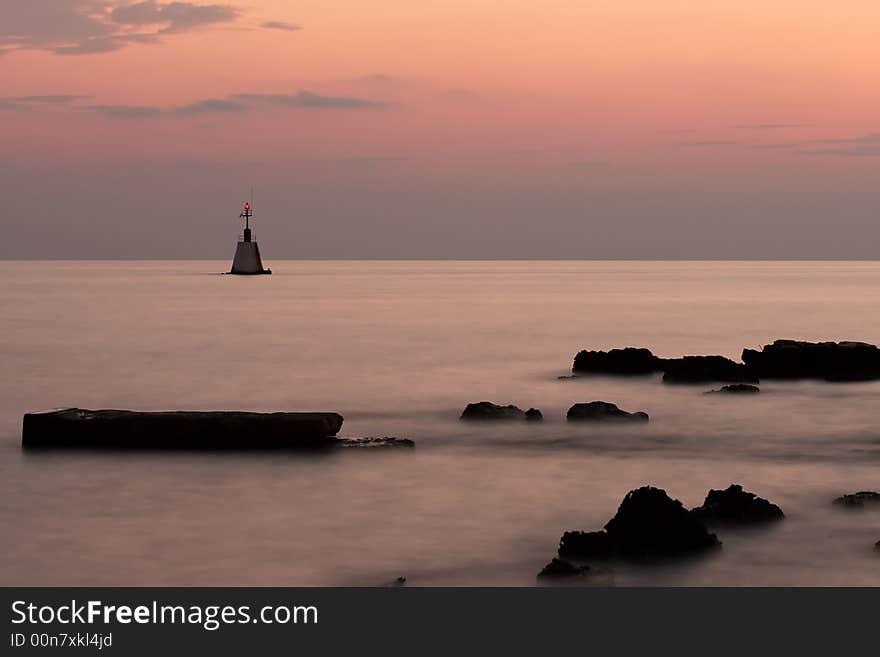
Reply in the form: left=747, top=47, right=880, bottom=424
left=833, top=491, right=880, bottom=509
left=382, top=576, right=407, bottom=587
left=742, top=339, right=880, bottom=381
left=558, top=486, right=720, bottom=559
left=875, top=541, right=879, bottom=552
left=603, top=486, right=721, bottom=556
left=567, top=401, right=649, bottom=422
left=572, top=347, right=661, bottom=375
left=690, top=485, right=784, bottom=524
left=558, top=531, right=615, bottom=559
left=525, top=408, right=544, bottom=421
left=460, top=402, right=527, bottom=421
left=707, top=384, right=760, bottom=394
left=570, top=341, right=880, bottom=383
left=21, top=408, right=343, bottom=449
left=337, top=437, right=415, bottom=448
left=662, top=355, right=758, bottom=384
left=537, top=558, right=591, bottom=579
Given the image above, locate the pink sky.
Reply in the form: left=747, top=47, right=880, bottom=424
left=1, top=1, right=879, bottom=258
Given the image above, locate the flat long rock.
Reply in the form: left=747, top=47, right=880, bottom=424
left=22, top=408, right=344, bottom=449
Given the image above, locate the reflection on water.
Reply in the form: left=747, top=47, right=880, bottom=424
left=1, top=261, right=879, bottom=585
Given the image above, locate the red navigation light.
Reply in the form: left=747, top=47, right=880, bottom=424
left=244, top=203, right=250, bottom=210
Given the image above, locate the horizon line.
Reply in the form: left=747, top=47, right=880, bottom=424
left=2, top=257, right=880, bottom=263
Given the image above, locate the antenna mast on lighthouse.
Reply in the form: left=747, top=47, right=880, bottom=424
left=228, top=194, right=271, bottom=275
left=240, top=201, right=253, bottom=241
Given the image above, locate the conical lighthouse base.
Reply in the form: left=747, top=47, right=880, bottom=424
left=228, top=240, right=272, bottom=275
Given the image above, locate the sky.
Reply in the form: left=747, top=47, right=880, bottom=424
left=1, top=1, right=879, bottom=259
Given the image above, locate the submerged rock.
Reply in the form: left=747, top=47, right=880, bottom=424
left=572, top=347, right=661, bottom=375
left=690, top=485, right=784, bottom=524
left=707, top=384, right=760, bottom=394
left=662, top=355, right=758, bottom=384
left=337, top=437, right=415, bottom=448
left=382, top=576, right=407, bottom=587
left=833, top=491, right=880, bottom=509
left=21, top=408, right=343, bottom=449
left=567, top=401, right=649, bottom=422
left=525, top=408, right=544, bottom=421
left=460, top=402, right=528, bottom=421
left=537, top=558, right=591, bottom=579
left=742, top=339, right=880, bottom=381
left=558, top=486, right=720, bottom=559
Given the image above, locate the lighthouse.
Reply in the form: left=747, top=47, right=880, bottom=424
left=228, top=201, right=271, bottom=275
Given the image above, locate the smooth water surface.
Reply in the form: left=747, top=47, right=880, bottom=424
left=2, top=261, right=878, bottom=585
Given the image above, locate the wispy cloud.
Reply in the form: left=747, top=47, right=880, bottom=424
left=749, top=142, right=800, bottom=150
left=795, top=133, right=880, bottom=157
left=89, top=104, right=161, bottom=118
left=676, top=130, right=880, bottom=157
left=4, top=94, right=90, bottom=104
left=51, top=32, right=162, bottom=55
left=1, top=87, right=389, bottom=117
left=90, top=90, right=390, bottom=117
left=175, top=98, right=248, bottom=114
left=338, top=74, right=403, bottom=86
left=0, top=1, right=240, bottom=55
left=735, top=131, right=880, bottom=157
left=91, top=97, right=246, bottom=117
left=232, top=91, right=390, bottom=109
left=798, top=146, right=880, bottom=157
left=261, top=21, right=301, bottom=32
left=807, top=132, right=880, bottom=146
left=111, top=1, right=238, bottom=34
left=0, top=94, right=91, bottom=110
left=732, top=123, right=801, bottom=130
left=675, top=140, right=743, bottom=148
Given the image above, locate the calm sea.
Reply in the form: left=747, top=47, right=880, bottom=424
left=2, top=261, right=878, bottom=585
